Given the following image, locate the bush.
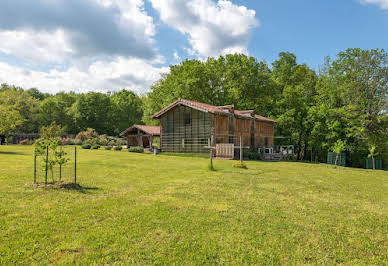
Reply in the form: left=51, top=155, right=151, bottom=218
left=114, top=146, right=122, bottom=151
left=104, top=146, right=112, bottom=150
left=243, top=149, right=261, bottom=160
left=128, top=146, right=144, bottom=153
left=82, top=144, right=91, bottom=149
left=19, top=139, right=33, bottom=145
left=61, top=137, right=75, bottom=145
left=91, top=144, right=100, bottom=149
left=40, top=122, right=63, bottom=138
left=74, top=138, right=83, bottom=145
left=97, top=135, right=110, bottom=146
left=233, top=162, right=247, bottom=169
left=75, top=128, right=98, bottom=141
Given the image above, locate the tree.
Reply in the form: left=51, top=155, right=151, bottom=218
left=69, top=92, right=112, bottom=134
left=0, top=89, right=40, bottom=133
left=38, top=92, right=77, bottom=133
left=40, top=122, right=63, bottom=138
left=332, top=140, right=346, bottom=166
left=272, top=53, right=318, bottom=160
left=329, top=49, right=388, bottom=146
left=368, top=145, right=378, bottom=170
left=110, top=90, right=143, bottom=135
left=0, top=105, right=23, bottom=143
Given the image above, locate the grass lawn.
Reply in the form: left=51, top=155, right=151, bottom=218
left=0, top=145, right=387, bottom=264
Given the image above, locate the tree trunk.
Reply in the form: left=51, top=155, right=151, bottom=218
left=372, top=155, right=375, bottom=170
left=335, top=153, right=339, bottom=166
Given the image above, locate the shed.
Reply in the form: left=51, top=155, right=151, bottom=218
left=120, top=125, right=160, bottom=148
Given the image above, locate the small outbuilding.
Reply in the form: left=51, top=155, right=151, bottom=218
left=120, top=124, right=160, bottom=149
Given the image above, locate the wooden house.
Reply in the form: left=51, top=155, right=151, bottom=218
left=120, top=125, right=160, bottom=148
left=152, top=99, right=276, bottom=155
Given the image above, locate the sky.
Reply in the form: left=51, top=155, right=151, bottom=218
left=0, top=0, right=387, bottom=94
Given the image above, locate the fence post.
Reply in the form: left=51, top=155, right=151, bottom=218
left=74, top=146, right=77, bottom=185
left=59, top=144, right=62, bottom=181
left=74, top=146, right=77, bottom=184
left=209, top=135, right=213, bottom=170
left=34, top=148, right=37, bottom=184
left=45, top=145, right=48, bottom=185
left=240, top=134, right=243, bottom=163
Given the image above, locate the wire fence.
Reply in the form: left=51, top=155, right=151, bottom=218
left=34, top=144, right=77, bottom=185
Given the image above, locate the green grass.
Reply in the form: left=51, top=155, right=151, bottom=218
left=0, top=146, right=387, bottom=264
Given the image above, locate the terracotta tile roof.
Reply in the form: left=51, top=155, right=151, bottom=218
left=120, top=124, right=160, bottom=136
left=152, top=98, right=276, bottom=123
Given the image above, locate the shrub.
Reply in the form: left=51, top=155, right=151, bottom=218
left=61, top=137, right=75, bottom=145
left=20, top=139, right=32, bottom=145
left=85, top=138, right=97, bottom=145
left=128, top=146, right=144, bottom=153
left=74, top=138, right=83, bottom=145
left=114, top=146, right=122, bottom=151
left=105, top=146, right=112, bottom=150
left=40, top=122, right=63, bottom=138
left=75, top=128, right=98, bottom=141
left=97, top=135, right=109, bottom=146
left=82, top=144, right=91, bottom=149
left=233, top=162, right=247, bottom=169
left=243, top=149, right=261, bottom=160
left=91, top=144, right=100, bottom=149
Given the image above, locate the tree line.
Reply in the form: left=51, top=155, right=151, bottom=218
left=1, top=48, right=387, bottom=167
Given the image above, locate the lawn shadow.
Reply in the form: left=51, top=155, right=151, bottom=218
left=0, top=151, right=24, bottom=155
left=27, top=182, right=100, bottom=194
left=59, top=183, right=100, bottom=194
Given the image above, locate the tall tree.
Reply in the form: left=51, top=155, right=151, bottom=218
left=110, top=90, right=143, bottom=135
left=69, top=92, right=112, bottom=134
left=0, top=105, right=23, bottom=143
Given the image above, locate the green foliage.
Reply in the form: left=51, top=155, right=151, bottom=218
left=104, top=146, right=112, bottom=150
left=40, top=122, right=63, bottom=138
left=332, top=140, right=347, bottom=154
left=0, top=86, right=40, bottom=133
left=0, top=105, right=23, bottom=139
left=110, top=90, right=143, bottom=135
left=128, top=146, right=144, bottom=153
left=91, top=144, right=100, bottom=150
left=243, top=149, right=261, bottom=160
left=81, top=144, right=91, bottom=149
left=114, top=146, right=123, bottom=151
left=34, top=138, right=69, bottom=182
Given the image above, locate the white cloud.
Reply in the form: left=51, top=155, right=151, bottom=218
left=0, top=0, right=170, bottom=93
left=150, top=0, right=259, bottom=57
left=0, top=30, right=74, bottom=64
left=0, top=58, right=169, bottom=93
left=361, top=0, right=388, bottom=10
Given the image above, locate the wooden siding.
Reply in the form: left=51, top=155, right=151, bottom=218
left=160, top=105, right=211, bottom=153
left=255, top=120, right=274, bottom=147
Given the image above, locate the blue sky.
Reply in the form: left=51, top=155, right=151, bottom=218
left=0, top=0, right=387, bottom=93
